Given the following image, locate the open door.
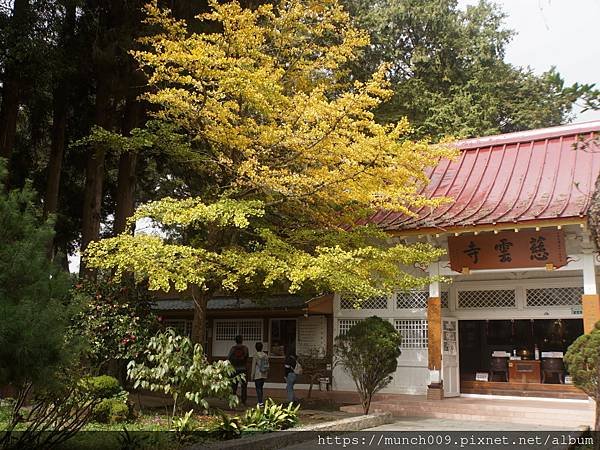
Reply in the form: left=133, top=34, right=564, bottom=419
left=442, top=318, right=460, bottom=397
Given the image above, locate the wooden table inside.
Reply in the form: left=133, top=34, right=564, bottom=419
left=508, top=360, right=541, bottom=383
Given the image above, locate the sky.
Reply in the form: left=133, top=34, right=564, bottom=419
left=68, top=0, right=600, bottom=273
left=458, top=0, right=600, bottom=122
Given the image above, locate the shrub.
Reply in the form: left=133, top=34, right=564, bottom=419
left=565, top=322, right=600, bottom=435
left=92, top=398, right=130, bottom=424
left=80, top=375, right=132, bottom=424
left=334, top=316, right=402, bottom=414
left=81, top=375, right=122, bottom=399
left=69, top=277, right=160, bottom=374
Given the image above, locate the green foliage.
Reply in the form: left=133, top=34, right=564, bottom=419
left=565, top=322, right=600, bottom=399
left=127, top=329, right=239, bottom=421
left=207, top=400, right=300, bottom=439
left=343, top=0, right=599, bottom=140
left=208, top=413, right=243, bottom=440
left=81, top=375, right=123, bottom=399
left=334, top=316, right=402, bottom=414
left=80, top=375, right=131, bottom=425
left=92, top=398, right=130, bottom=424
left=0, top=158, right=78, bottom=391
left=69, top=277, right=160, bottom=370
left=241, top=399, right=300, bottom=432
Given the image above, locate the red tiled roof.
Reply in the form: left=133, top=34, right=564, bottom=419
left=372, top=121, right=600, bottom=233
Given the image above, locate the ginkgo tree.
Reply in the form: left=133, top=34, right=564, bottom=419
left=85, top=0, right=453, bottom=343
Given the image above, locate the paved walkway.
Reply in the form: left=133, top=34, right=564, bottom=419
left=281, top=417, right=568, bottom=449
left=365, top=417, right=565, bottom=431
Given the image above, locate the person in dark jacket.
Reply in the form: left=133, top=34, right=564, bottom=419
left=228, top=335, right=249, bottom=404
left=283, top=351, right=300, bottom=402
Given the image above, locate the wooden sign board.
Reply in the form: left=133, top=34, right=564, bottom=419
left=448, top=229, right=567, bottom=272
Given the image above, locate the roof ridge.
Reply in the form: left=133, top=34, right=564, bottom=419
left=456, top=120, right=600, bottom=150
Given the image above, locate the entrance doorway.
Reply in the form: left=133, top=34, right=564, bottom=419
left=458, top=319, right=585, bottom=398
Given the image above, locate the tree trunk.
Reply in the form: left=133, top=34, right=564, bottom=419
left=44, top=83, right=67, bottom=221
left=113, top=91, right=142, bottom=234
left=0, top=77, right=20, bottom=162
left=191, top=285, right=210, bottom=345
left=0, top=0, right=29, bottom=166
left=43, top=1, right=76, bottom=222
left=80, top=77, right=111, bottom=276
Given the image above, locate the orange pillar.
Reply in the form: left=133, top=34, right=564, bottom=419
left=582, top=294, right=600, bottom=333
left=427, top=296, right=443, bottom=400
left=582, top=252, right=600, bottom=333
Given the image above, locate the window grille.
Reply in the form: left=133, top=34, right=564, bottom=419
left=441, top=291, right=449, bottom=309
left=164, top=319, right=192, bottom=338
left=338, top=319, right=363, bottom=335
left=339, top=294, right=388, bottom=310
left=215, top=319, right=262, bottom=341
left=526, top=287, right=583, bottom=307
left=457, top=289, right=516, bottom=309
left=396, top=291, right=428, bottom=309
left=395, top=320, right=428, bottom=349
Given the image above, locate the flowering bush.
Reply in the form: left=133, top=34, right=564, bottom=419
left=70, top=277, right=160, bottom=370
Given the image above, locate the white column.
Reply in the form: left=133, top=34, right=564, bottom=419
left=428, top=261, right=440, bottom=297
left=583, top=252, right=597, bottom=295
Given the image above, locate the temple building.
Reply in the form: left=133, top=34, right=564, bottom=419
left=156, top=121, right=600, bottom=400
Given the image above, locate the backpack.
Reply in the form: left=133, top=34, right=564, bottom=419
left=257, top=354, right=270, bottom=374
left=230, top=345, right=247, bottom=366
left=293, top=360, right=303, bottom=375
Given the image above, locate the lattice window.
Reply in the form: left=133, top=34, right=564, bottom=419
left=338, top=319, right=363, bottom=335
left=396, top=291, right=428, bottom=309
left=215, top=319, right=262, bottom=341
left=339, top=294, right=388, bottom=310
left=457, top=289, right=516, bottom=309
left=441, top=291, right=449, bottom=309
left=164, top=319, right=192, bottom=338
left=526, top=287, right=583, bottom=307
left=395, top=320, right=428, bottom=349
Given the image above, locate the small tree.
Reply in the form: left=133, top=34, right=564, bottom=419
left=334, top=316, right=401, bottom=414
left=298, top=348, right=331, bottom=399
left=127, top=329, right=238, bottom=422
left=565, top=322, right=600, bottom=437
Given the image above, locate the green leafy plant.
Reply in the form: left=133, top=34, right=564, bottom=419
left=334, top=316, right=402, bottom=414
left=127, top=329, right=239, bottom=423
left=565, top=322, right=600, bottom=438
left=242, top=399, right=300, bottom=432
left=208, top=413, right=243, bottom=440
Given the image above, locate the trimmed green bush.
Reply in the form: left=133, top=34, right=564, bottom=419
left=92, top=397, right=130, bottom=424
left=81, top=375, right=122, bottom=399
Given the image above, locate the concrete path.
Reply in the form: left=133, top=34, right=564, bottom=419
left=281, top=417, right=568, bottom=449
left=365, top=416, right=566, bottom=431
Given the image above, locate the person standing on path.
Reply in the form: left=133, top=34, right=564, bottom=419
left=228, top=335, right=249, bottom=405
left=251, top=341, right=270, bottom=406
left=284, top=351, right=301, bottom=403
